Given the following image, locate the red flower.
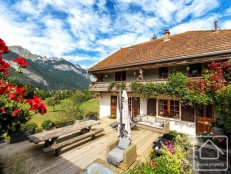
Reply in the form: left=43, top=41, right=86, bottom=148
left=0, top=107, right=5, bottom=113
left=0, top=81, right=12, bottom=94
left=12, top=57, right=29, bottom=68
left=0, top=39, right=9, bottom=55
left=9, top=93, right=20, bottom=101
left=150, top=161, right=157, bottom=167
left=0, top=57, right=10, bottom=75
left=16, top=87, right=25, bottom=95
left=25, top=96, right=47, bottom=115
left=12, top=108, right=21, bottom=117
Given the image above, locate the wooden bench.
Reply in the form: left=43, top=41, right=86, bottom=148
left=42, top=128, right=104, bottom=156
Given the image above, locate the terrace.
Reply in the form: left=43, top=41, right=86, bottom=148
left=0, top=118, right=161, bottom=174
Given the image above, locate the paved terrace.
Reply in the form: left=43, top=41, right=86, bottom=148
left=0, top=118, right=161, bottom=174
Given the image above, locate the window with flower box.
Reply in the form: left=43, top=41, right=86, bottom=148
left=159, top=99, right=180, bottom=118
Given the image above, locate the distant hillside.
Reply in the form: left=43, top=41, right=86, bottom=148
left=2, top=46, right=90, bottom=90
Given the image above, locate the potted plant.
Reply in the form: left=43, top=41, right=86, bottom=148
left=210, top=118, right=225, bottom=135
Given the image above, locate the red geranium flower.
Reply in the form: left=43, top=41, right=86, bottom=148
left=0, top=39, right=9, bottom=55
left=0, top=107, right=5, bottom=113
left=25, top=96, right=47, bottom=115
left=0, top=57, right=10, bottom=75
left=12, top=57, right=29, bottom=68
left=12, top=108, right=21, bottom=117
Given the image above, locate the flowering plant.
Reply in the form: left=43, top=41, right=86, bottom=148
left=0, top=38, right=47, bottom=136
left=165, top=140, right=174, bottom=154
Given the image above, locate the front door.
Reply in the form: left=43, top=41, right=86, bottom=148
left=196, top=105, right=215, bottom=134
left=111, top=96, right=117, bottom=117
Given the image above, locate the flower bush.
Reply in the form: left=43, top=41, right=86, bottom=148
left=0, top=38, right=47, bottom=137
left=127, top=131, right=192, bottom=174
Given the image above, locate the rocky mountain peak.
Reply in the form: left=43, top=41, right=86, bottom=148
left=5, top=46, right=90, bottom=90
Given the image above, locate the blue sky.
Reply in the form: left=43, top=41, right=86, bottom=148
left=0, top=0, right=231, bottom=69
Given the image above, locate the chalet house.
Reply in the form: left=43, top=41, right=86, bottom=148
left=88, top=29, right=231, bottom=135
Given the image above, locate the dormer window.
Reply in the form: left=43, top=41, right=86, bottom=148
left=158, top=67, right=168, bottom=79
left=115, top=71, right=126, bottom=81
left=188, top=64, right=201, bottom=77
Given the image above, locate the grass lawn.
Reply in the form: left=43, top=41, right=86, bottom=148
left=29, top=97, right=100, bottom=127
left=82, top=97, right=99, bottom=113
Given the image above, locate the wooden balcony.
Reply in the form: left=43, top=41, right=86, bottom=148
left=89, top=79, right=168, bottom=92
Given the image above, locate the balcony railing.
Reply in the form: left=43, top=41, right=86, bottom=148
left=89, top=79, right=168, bottom=92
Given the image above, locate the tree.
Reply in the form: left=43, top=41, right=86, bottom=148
left=47, top=97, right=61, bottom=111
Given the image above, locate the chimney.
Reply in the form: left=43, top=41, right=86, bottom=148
left=163, top=29, right=170, bottom=41
left=214, top=21, right=218, bottom=31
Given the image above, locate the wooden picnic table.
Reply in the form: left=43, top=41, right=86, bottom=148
left=28, top=120, right=101, bottom=148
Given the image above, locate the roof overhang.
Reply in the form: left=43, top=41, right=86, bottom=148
left=88, top=49, right=231, bottom=74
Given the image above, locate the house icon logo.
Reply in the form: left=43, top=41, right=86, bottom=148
left=197, top=139, right=224, bottom=160
left=193, top=135, right=228, bottom=171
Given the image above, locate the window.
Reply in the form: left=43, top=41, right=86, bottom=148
left=196, top=105, right=213, bottom=118
left=115, top=71, right=126, bottom=81
left=188, top=64, right=201, bottom=77
left=159, top=99, right=179, bottom=118
left=158, top=67, right=168, bottom=79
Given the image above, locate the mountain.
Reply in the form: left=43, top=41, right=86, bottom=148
left=2, top=46, right=90, bottom=90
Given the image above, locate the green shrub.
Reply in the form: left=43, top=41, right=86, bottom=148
left=126, top=162, right=155, bottom=174
left=169, top=130, right=192, bottom=154
left=41, top=120, right=55, bottom=130
left=128, top=131, right=192, bottom=174
left=85, top=111, right=98, bottom=119
left=54, top=119, right=75, bottom=128
left=25, top=122, right=38, bottom=130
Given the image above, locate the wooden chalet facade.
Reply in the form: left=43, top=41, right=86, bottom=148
left=88, top=29, right=231, bottom=135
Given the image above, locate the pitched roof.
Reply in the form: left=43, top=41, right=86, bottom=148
left=89, top=30, right=231, bottom=72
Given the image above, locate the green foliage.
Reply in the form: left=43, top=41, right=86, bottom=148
left=47, top=97, right=61, bottom=111
left=214, top=84, right=231, bottom=133
left=126, top=162, right=155, bottom=174
left=169, top=130, right=193, bottom=154
left=166, top=72, right=189, bottom=99
left=34, top=89, right=52, bottom=100
left=108, top=81, right=126, bottom=91
left=152, top=145, right=184, bottom=174
left=59, top=100, right=85, bottom=120
left=127, top=131, right=192, bottom=174
left=54, top=119, right=75, bottom=128
left=85, top=111, right=98, bottom=118
left=131, top=72, right=188, bottom=101
left=25, top=122, right=38, bottom=130
left=131, top=81, right=167, bottom=100
left=41, top=120, right=55, bottom=130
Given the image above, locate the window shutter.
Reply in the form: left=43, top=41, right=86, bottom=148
left=181, top=106, right=194, bottom=122
left=147, top=98, right=156, bottom=116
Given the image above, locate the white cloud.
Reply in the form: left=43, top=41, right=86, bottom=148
left=225, top=6, right=231, bottom=14
left=0, top=0, right=230, bottom=70
left=221, top=20, right=231, bottom=29
left=170, top=15, right=219, bottom=34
